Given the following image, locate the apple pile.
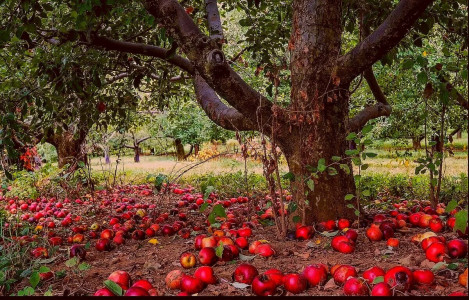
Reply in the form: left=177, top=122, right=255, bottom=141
left=94, top=270, right=159, bottom=296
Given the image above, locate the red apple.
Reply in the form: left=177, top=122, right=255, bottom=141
left=338, top=219, right=350, bottom=230
left=429, top=219, right=443, bottom=233
left=124, top=287, right=149, bottom=296
left=331, top=236, right=355, bottom=254
left=296, top=226, right=314, bottom=240
left=108, top=270, right=131, bottom=290
left=166, top=270, right=184, bottom=290
left=252, top=274, right=277, bottom=296
left=132, top=280, right=153, bottom=291
left=413, top=270, right=435, bottom=285
left=264, top=269, right=284, bottom=287
left=255, top=244, right=275, bottom=257
left=235, top=237, right=249, bottom=249
left=198, top=247, right=217, bottom=266
left=303, top=264, right=328, bottom=286
left=425, top=242, right=447, bottom=263
left=366, top=226, right=383, bottom=241
left=180, top=275, right=204, bottom=294
left=371, top=282, right=392, bottom=296
left=233, top=264, right=259, bottom=284
left=194, top=235, right=206, bottom=250
left=180, top=252, right=197, bottom=269
left=447, top=239, right=468, bottom=259
left=194, top=266, right=218, bottom=285
left=283, top=273, right=308, bottom=294
left=333, top=265, right=357, bottom=285
left=384, top=266, right=413, bottom=291
left=343, top=277, right=368, bottom=296
left=94, top=288, right=114, bottom=296
left=95, top=238, right=111, bottom=251
left=363, top=266, right=385, bottom=284
left=345, top=229, right=358, bottom=242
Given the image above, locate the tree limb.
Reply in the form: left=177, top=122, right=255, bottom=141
left=349, top=103, right=392, bottom=132
left=337, top=0, right=434, bottom=83
left=193, top=74, right=256, bottom=131
left=85, top=34, right=195, bottom=74
left=439, top=75, right=468, bottom=110
left=363, top=67, right=389, bottom=105
left=144, top=0, right=274, bottom=128
left=136, top=136, right=151, bottom=144
left=205, top=0, right=224, bottom=43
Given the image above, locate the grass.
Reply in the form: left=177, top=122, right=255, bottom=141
left=89, top=148, right=468, bottom=184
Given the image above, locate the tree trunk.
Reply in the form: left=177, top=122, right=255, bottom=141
left=134, top=146, right=140, bottom=163
left=412, top=136, right=422, bottom=150
left=48, top=129, right=88, bottom=171
left=275, top=0, right=355, bottom=225
left=175, top=138, right=185, bottom=161
left=194, top=144, right=200, bottom=156
left=184, top=144, right=194, bottom=159
left=104, top=147, right=111, bottom=164
left=456, top=130, right=462, bottom=139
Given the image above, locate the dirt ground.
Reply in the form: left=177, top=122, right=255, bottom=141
left=6, top=185, right=468, bottom=296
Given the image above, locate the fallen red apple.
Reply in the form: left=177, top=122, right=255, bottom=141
left=343, top=277, right=368, bottom=296
left=363, top=266, right=385, bottom=284
left=366, top=226, right=383, bottom=241
left=180, top=275, right=204, bottom=294
left=371, top=282, right=392, bottom=296
left=124, top=287, right=149, bottom=296
left=345, top=229, right=358, bottom=242
left=252, top=274, right=277, bottom=296
left=264, top=269, right=284, bottom=287
left=413, top=270, right=435, bottom=285
left=95, top=238, right=111, bottom=251
left=108, top=270, right=131, bottom=290
left=283, top=273, right=308, bottom=294
left=331, top=236, right=355, bottom=254
left=384, top=266, right=413, bottom=291
left=338, top=219, right=350, bottom=230
left=235, top=237, right=249, bottom=249
left=303, top=264, right=328, bottom=286
left=425, top=242, right=447, bottom=263
left=295, top=225, right=314, bottom=240
left=165, top=270, right=184, bottom=290
left=447, top=239, right=467, bottom=259
left=131, top=279, right=153, bottom=291
left=194, top=266, right=218, bottom=285
left=255, top=244, right=275, bottom=257
left=94, top=288, right=114, bottom=296
left=333, top=265, right=357, bottom=285
left=233, top=264, right=259, bottom=284
left=180, top=252, right=197, bottom=269
left=198, top=247, right=218, bottom=266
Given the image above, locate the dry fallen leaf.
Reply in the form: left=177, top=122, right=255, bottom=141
left=148, top=238, right=159, bottom=245
left=323, top=278, right=338, bottom=290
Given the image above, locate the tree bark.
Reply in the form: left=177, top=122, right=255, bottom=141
left=194, top=144, right=200, bottom=156
left=134, top=147, right=140, bottom=163
left=175, top=138, right=186, bottom=161
left=47, top=128, right=88, bottom=171
left=456, top=130, right=462, bottom=139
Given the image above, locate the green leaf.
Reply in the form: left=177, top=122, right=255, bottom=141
left=331, top=156, right=341, bottom=162
left=454, top=210, right=468, bottom=234
left=432, top=262, right=447, bottom=271
left=215, top=243, right=224, bottom=258
left=345, top=194, right=354, bottom=200
left=365, top=152, right=377, bottom=158
left=39, top=266, right=50, bottom=273
left=346, top=204, right=355, bottom=209
left=203, top=186, right=215, bottom=200
left=354, top=210, right=360, bottom=217
left=361, top=124, right=373, bottom=135
left=85, top=241, right=91, bottom=250
left=445, top=200, right=458, bottom=213
left=372, top=276, right=384, bottom=284
left=288, top=202, right=298, bottom=213
left=154, top=173, right=167, bottom=192
left=199, top=202, right=209, bottom=213
left=327, top=167, right=338, bottom=176
left=65, top=257, right=78, bottom=268
left=77, top=161, right=85, bottom=168
left=292, top=216, right=301, bottom=224
left=306, top=179, right=315, bottom=191
left=208, top=204, right=226, bottom=224
left=78, top=263, right=91, bottom=271
left=104, top=280, right=123, bottom=296
left=30, top=272, right=40, bottom=288
left=282, top=172, right=295, bottom=181
left=361, top=164, right=369, bottom=170
left=417, top=71, right=428, bottom=84
left=44, top=288, right=53, bottom=296
left=345, top=149, right=359, bottom=156
left=346, top=133, right=357, bottom=141
left=317, top=158, right=326, bottom=172
left=362, top=190, right=371, bottom=197
left=23, top=286, right=34, bottom=296
left=447, top=263, right=459, bottom=270
left=340, top=164, right=351, bottom=174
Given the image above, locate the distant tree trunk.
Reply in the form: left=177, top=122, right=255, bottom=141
left=184, top=144, right=194, bottom=159
left=194, top=144, right=200, bottom=156
left=104, top=147, right=111, bottom=164
left=456, top=130, right=462, bottom=139
left=134, top=147, right=140, bottom=163
left=412, top=136, right=423, bottom=150
left=175, top=138, right=186, bottom=161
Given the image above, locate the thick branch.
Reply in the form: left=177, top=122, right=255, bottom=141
left=349, top=103, right=392, bottom=132
left=439, top=76, right=468, bottom=110
left=363, top=67, right=389, bottom=105
left=193, top=74, right=256, bottom=131
left=205, top=0, right=224, bottom=42
left=144, top=0, right=274, bottom=129
left=337, top=0, right=433, bottom=83
left=86, top=34, right=195, bottom=74
left=136, top=136, right=151, bottom=144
